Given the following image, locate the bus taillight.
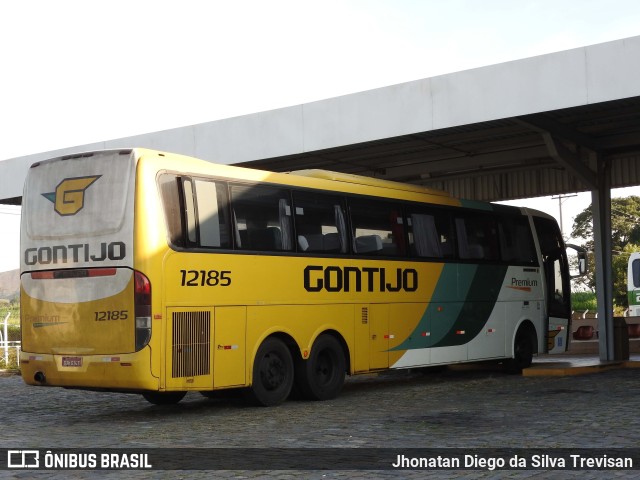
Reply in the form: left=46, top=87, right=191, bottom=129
left=134, top=270, right=152, bottom=351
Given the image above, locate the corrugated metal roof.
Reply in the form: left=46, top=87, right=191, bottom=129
left=240, top=97, right=640, bottom=201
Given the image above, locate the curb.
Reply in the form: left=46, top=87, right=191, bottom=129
left=523, top=360, right=640, bottom=377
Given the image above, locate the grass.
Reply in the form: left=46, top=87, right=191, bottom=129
left=0, top=302, right=20, bottom=370
left=0, top=348, right=19, bottom=371
left=571, top=291, right=633, bottom=316
left=571, top=291, right=598, bottom=312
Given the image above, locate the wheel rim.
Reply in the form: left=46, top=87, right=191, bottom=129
left=260, top=351, right=286, bottom=391
left=314, top=349, right=336, bottom=387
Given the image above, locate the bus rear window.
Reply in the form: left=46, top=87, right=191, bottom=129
left=25, top=152, right=133, bottom=239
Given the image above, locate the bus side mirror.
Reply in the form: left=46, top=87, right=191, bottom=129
left=566, top=244, right=588, bottom=278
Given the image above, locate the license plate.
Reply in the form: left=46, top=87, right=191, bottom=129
left=62, top=356, right=82, bottom=367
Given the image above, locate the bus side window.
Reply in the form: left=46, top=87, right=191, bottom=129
left=293, top=191, right=347, bottom=254
left=498, top=217, right=537, bottom=264
left=193, top=179, right=231, bottom=249
left=350, top=199, right=405, bottom=256
left=455, top=214, right=499, bottom=261
left=158, top=174, right=185, bottom=247
left=183, top=178, right=198, bottom=245
left=407, top=210, right=454, bottom=259
left=230, top=184, right=293, bottom=252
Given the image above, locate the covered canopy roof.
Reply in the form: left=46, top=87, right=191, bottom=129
left=239, top=96, right=640, bottom=201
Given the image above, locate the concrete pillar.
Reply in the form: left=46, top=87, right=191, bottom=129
left=592, top=155, right=614, bottom=361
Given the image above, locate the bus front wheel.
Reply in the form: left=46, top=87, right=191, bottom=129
left=505, top=328, right=534, bottom=374
left=295, top=334, right=346, bottom=401
left=250, top=337, right=294, bottom=406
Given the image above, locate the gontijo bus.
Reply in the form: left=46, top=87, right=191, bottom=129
left=20, top=148, right=586, bottom=405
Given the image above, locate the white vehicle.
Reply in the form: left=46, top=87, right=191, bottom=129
left=628, top=252, right=640, bottom=316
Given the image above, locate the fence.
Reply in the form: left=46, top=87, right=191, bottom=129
left=1, top=312, right=20, bottom=368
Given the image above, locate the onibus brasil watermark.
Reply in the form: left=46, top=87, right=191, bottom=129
left=7, top=450, right=151, bottom=470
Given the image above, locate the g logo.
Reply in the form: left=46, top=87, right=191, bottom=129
left=42, top=175, right=101, bottom=216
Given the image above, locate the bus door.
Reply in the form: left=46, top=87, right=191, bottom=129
left=164, top=307, right=245, bottom=391
left=533, top=217, right=571, bottom=353
left=369, top=304, right=390, bottom=370
left=213, top=306, right=246, bottom=388
left=354, top=304, right=389, bottom=371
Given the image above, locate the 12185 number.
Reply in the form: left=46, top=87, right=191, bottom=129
left=180, top=269, right=232, bottom=287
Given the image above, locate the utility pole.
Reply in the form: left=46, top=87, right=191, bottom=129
left=551, top=193, right=577, bottom=240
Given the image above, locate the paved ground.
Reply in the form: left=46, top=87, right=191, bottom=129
left=1, top=358, right=640, bottom=479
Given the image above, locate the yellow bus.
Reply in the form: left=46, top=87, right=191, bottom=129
left=19, top=148, right=585, bottom=405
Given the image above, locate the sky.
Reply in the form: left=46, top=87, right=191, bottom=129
left=1, top=0, right=640, bottom=272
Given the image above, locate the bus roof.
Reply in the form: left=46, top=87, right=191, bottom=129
left=37, top=148, right=457, bottom=204
left=288, top=169, right=450, bottom=197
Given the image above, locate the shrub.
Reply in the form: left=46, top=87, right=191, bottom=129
left=571, top=291, right=597, bottom=312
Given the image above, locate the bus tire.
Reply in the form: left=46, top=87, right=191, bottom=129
left=142, top=391, right=186, bottom=405
left=295, top=334, right=346, bottom=401
left=505, top=328, right=534, bottom=374
left=250, top=337, right=294, bottom=407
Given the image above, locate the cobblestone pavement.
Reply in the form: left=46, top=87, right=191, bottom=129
left=1, top=364, right=640, bottom=479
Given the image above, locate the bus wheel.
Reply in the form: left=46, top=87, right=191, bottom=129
left=295, top=334, right=346, bottom=401
left=505, top=329, right=534, bottom=374
left=142, top=391, right=186, bottom=405
left=250, top=337, right=294, bottom=406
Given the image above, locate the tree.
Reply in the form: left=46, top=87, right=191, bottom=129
left=571, top=196, right=640, bottom=251
left=570, top=196, right=640, bottom=309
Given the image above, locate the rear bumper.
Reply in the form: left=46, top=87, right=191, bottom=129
left=20, top=348, right=158, bottom=391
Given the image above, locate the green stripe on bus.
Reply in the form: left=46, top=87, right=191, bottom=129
left=392, top=263, right=508, bottom=350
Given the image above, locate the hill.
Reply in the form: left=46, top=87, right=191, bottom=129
left=0, top=269, right=19, bottom=302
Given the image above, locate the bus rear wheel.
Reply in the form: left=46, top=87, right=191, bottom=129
left=142, top=391, right=187, bottom=405
left=295, top=334, right=346, bottom=401
left=250, top=337, right=294, bottom=406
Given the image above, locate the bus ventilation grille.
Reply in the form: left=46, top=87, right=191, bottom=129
left=172, top=311, right=211, bottom=378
